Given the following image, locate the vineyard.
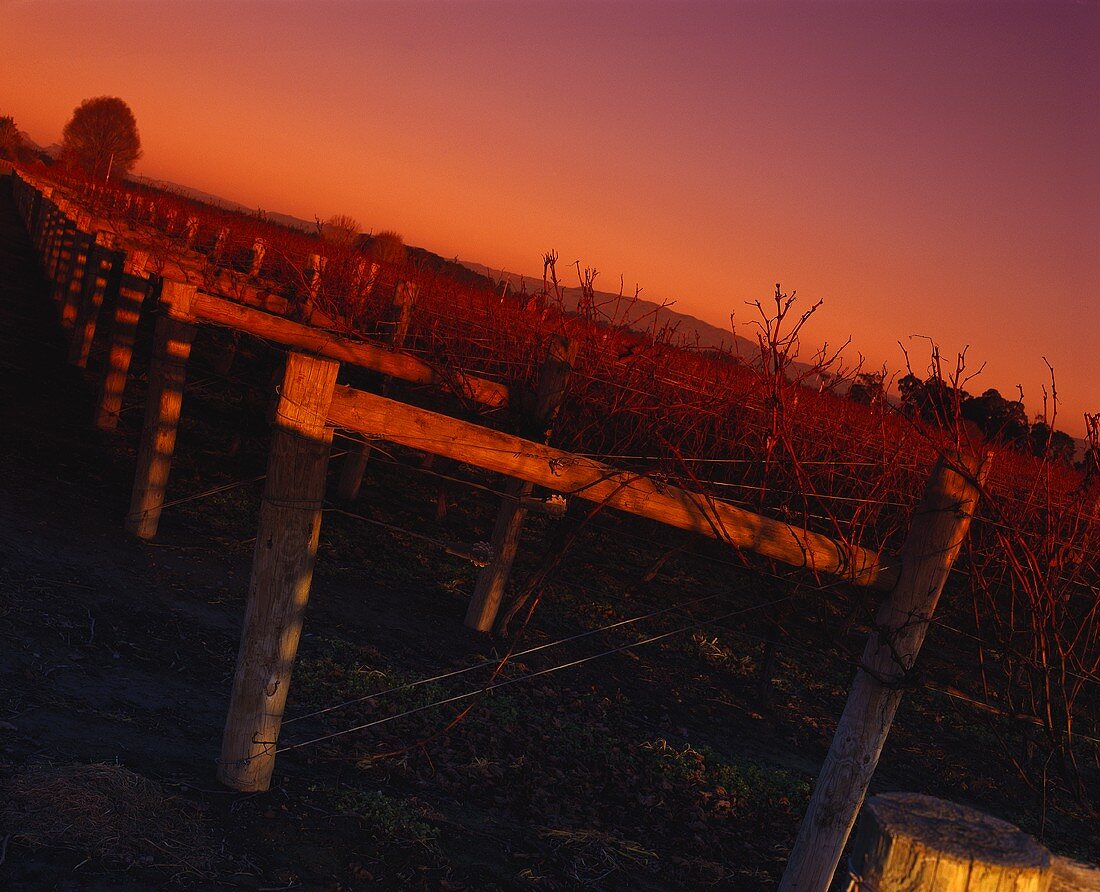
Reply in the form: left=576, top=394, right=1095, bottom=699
left=0, top=160, right=1097, bottom=888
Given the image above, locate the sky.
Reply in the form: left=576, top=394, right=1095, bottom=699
left=3, top=0, right=1097, bottom=435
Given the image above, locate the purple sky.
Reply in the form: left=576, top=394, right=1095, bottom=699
left=3, top=0, right=1097, bottom=433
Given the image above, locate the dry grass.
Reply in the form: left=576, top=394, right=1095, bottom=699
left=0, top=762, right=218, bottom=875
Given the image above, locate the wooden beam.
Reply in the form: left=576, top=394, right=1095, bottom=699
left=778, top=451, right=988, bottom=891
left=327, top=387, right=895, bottom=589
left=125, top=282, right=198, bottom=539
left=218, top=352, right=340, bottom=792
left=183, top=289, right=509, bottom=408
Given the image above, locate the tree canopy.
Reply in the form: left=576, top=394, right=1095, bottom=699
left=362, top=230, right=406, bottom=266
left=0, top=116, right=33, bottom=164
left=320, top=214, right=361, bottom=246
left=897, top=373, right=1081, bottom=466
left=60, top=96, right=141, bottom=181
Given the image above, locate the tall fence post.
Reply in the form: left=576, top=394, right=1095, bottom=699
left=249, top=237, right=266, bottom=277
left=42, top=201, right=62, bottom=262
left=336, top=280, right=417, bottom=501
left=218, top=351, right=340, bottom=792
left=778, top=450, right=989, bottom=892
left=465, top=335, right=576, bottom=632
left=68, top=233, right=121, bottom=368
left=58, top=213, right=94, bottom=329
left=95, top=250, right=151, bottom=430
left=32, top=188, right=53, bottom=254
left=125, top=281, right=199, bottom=539
left=47, top=206, right=76, bottom=307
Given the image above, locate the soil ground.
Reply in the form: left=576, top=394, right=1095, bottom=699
left=0, top=177, right=1096, bottom=890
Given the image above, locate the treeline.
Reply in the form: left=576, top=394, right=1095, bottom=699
left=848, top=370, right=1085, bottom=468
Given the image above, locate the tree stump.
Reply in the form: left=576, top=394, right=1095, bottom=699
left=1050, top=856, right=1100, bottom=892
left=849, top=793, right=1052, bottom=891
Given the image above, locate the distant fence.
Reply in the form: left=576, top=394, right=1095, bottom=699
left=6, top=168, right=1084, bottom=889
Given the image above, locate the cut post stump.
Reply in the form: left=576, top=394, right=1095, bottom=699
left=848, top=793, right=1051, bottom=892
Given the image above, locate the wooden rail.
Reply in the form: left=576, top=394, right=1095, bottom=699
left=184, top=289, right=508, bottom=408
left=327, top=385, right=897, bottom=590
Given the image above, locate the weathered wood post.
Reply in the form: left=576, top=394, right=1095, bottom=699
left=95, top=250, right=151, bottom=430
left=68, top=234, right=121, bottom=368
left=46, top=206, right=75, bottom=298
left=778, top=450, right=989, bottom=892
left=39, top=202, right=62, bottom=273
left=184, top=215, right=199, bottom=248
left=249, top=237, right=266, bottom=277
left=336, top=280, right=417, bottom=501
left=218, top=351, right=340, bottom=792
left=125, top=281, right=199, bottom=539
left=465, top=335, right=576, bottom=632
left=58, top=213, right=94, bottom=329
left=37, top=198, right=57, bottom=263
left=305, top=253, right=325, bottom=309
left=847, top=793, right=1052, bottom=891
left=30, top=187, right=52, bottom=254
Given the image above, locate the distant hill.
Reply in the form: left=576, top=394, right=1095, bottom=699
left=127, top=176, right=316, bottom=232
left=113, top=173, right=827, bottom=380
left=460, top=263, right=757, bottom=354
left=459, top=263, right=833, bottom=383
left=127, top=177, right=503, bottom=291
left=122, top=176, right=819, bottom=374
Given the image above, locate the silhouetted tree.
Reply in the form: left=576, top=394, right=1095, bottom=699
left=847, top=371, right=885, bottom=406
left=0, top=115, right=31, bottom=164
left=899, top=373, right=969, bottom=424
left=361, top=229, right=406, bottom=266
left=961, top=388, right=1029, bottom=444
left=1029, top=421, right=1076, bottom=465
left=319, top=213, right=361, bottom=246
left=60, top=96, right=141, bottom=181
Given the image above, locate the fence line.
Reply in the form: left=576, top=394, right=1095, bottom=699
left=10, top=167, right=1091, bottom=891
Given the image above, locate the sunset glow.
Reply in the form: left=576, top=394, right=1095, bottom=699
left=5, top=0, right=1096, bottom=432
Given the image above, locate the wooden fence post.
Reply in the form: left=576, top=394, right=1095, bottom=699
left=218, top=351, right=340, bottom=792
left=37, top=200, right=56, bottom=263
left=465, top=335, right=576, bottom=632
left=68, top=234, right=121, bottom=368
left=32, top=188, right=53, bottom=254
left=47, top=209, right=75, bottom=301
left=37, top=203, right=58, bottom=271
left=336, top=280, right=417, bottom=501
left=95, top=250, right=151, bottom=430
left=249, top=237, right=266, bottom=277
left=306, top=253, right=324, bottom=305
left=778, top=450, right=988, bottom=892
left=48, top=204, right=76, bottom=286
left=58, top=214, right=94, bottom=329
left=125, top=281, right=199, bottom=539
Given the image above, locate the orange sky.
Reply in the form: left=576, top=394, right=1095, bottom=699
left=3, top=0, right=1097, bottom=435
